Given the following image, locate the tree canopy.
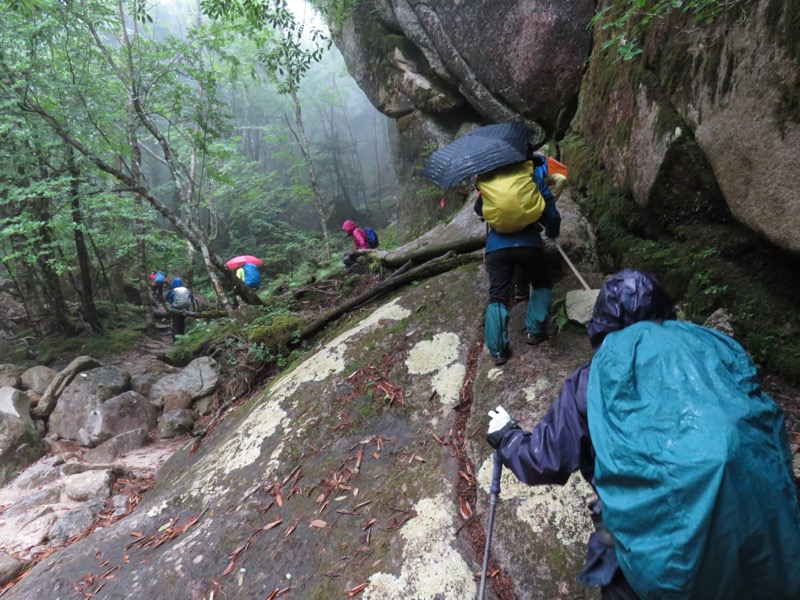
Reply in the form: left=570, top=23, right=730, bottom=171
left=0, top=0, right=394, bottom=339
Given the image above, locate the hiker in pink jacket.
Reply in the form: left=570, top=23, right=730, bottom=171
left=342, top=220, right=369, bottom=267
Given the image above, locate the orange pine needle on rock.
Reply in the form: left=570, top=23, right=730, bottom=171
left=347, top=582, right=368, bottom=596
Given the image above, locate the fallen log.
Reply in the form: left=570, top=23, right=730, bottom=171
left=156, top=307, right=229, bottom=319
left=296, top=251, right=483, bottom=343
left=349, top=235, right=485, bottom=269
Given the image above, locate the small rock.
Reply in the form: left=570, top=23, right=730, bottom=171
left=16, top=512, right=58, bottom=551
left=14, top=463, right=60, bottom=489
left=3, top=488, right=61, bottom=517
left=84, top=429, right=150, bottom=464
left=193, top=394, right=215, bottom=417
left=62, top=470, right=113, bottom=502
left=158, top=409, right=195, bottom=439
left=0, top=553, right=25, bottom=586
left=703, top=308, right=735, bottom=338
left=111, top=495, right=129, bottom=518
left=47, top=498, right=105, bottom=544
left=163, top=390, right=193, bottom=412
left=21, top=365, right=58, bottom=396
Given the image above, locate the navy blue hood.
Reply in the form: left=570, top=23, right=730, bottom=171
left=171, top=277, right=183, bottom=288
left=587, top=269, right=675, bottom=348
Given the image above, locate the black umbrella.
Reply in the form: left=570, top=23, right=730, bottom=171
left=420, top=122, right=537, bottom=190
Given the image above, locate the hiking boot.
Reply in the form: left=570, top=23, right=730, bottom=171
left=492, top=348, right=511, bottom=366
left=526, top=322, right=557, bottom=345
left=514, top=284, right=529, bottom=301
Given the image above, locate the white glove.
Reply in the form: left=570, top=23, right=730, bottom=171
left=487, top=406, right=512, bottom=434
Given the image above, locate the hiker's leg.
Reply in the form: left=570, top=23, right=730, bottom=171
left=513, top=266, right=529, bottom=301
left=484, top=250, right=514, bottom=361
left=172, top=314, right=185, bottom=341
left=485, top=248, right=514, bottom=305
left=484, top=302, right=509, bottom=363
left=601, top=570, right=641, bottom=600
left=519, top=247, right=553, bottom=334
left=526, top=287, right=553, bottom=335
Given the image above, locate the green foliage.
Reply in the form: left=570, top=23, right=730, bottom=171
left=550, top=296, right=569, bottom=330
left=591, top=0, right=742, bottom=61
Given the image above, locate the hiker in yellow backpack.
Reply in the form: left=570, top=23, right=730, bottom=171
left=475, top=153, right=561, bottom=365
left=514, top=152, right=568, bottom=300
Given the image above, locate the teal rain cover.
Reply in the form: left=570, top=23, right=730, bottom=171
left=588, top=320, right=800, bottom=600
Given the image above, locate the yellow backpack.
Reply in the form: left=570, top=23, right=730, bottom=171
left=477, top=160, right=545, bottom=233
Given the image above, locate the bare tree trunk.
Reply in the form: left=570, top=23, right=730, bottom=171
left=288, top=89, right=331, bottom=260
left=67, top=147, right=103, bottom=332
left=372, top=114, right=383, bottom=210
left=331, top=73, right=368, bottom=209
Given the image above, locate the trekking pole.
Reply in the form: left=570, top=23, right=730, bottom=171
left=551, top=239, right=591, bottom=292
left=478, top=451, right=503, bottom=600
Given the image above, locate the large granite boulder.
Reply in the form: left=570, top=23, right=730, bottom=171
left=148, top=357, right=218, bottom=406
left=0, top=387, right=33, bottom=428
left=334, top=0, right=593, bottom=135
left=20, top=365, right=58, bottom=396
left=83, top=391, right=158, bottom=447
left=571, top=0, right=800, bottom=255
left=332, top=0, right=595, bottom=239
left=48, top=366, right=130, bottom=442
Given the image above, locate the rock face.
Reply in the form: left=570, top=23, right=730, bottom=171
left=571, top=0, right=800, bottom=255
left=332, top=0, right=594, bottom=239
left=333, top=0, right=800, bottom=256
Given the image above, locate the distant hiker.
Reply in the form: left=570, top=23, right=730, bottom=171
left=485, top=269, right=800, bottom=599
left=165, top=277, right=193, bottom=342
left=341, top=219, right=371, bottom=267
left=236, top=262, right=261, bottom=291
left=151, top=270, right=168, bottom=302
left=475, top=153, right=561, bottom=365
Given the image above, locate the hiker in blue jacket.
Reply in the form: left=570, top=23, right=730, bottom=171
left=485, top=269, right=800, bottom=599
left=475, top=153, right=561, bottom=365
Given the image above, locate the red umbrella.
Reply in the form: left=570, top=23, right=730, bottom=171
left=226, top=255, right=263, bottom=269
